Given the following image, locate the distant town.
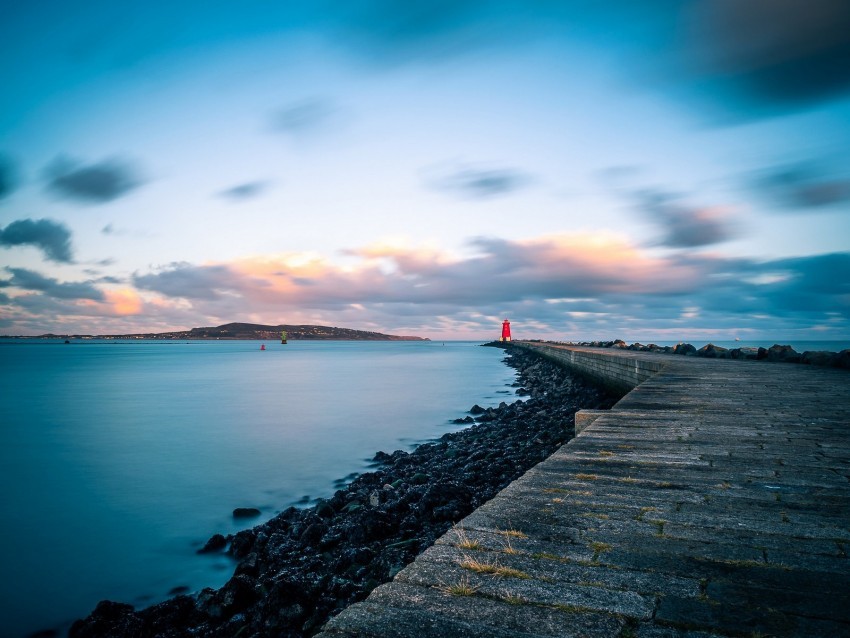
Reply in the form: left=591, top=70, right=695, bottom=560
left=3, top=322, right=429, bottom=341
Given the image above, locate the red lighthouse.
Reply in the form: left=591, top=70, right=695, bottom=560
left=500, top=319, right=512, bottom=342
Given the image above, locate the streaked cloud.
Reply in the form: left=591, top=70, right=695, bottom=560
left=683, top=0, right=850, bottom=111
left=754, top=163, right=850, bottom=211
left=132, top=262, right=262, bottom=300
left=638, top=190, right=735, bottom=248
left=426, top=164, right=532, bottom=199
left=2, top=267, right=103, bottom=301
left=0, top=218, right=74, bottom=263
left=44, top=156, right=145, bottom=204
left=217, top=180, right=270, bottom=202
left=0, top=153, right=18, bottom=199
left=272, top=98, right=338, bottom=136
left=2, top=233, right=848, bottom=338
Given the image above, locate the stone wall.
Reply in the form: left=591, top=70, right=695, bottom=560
left=512, top=342, right=667, bottom=396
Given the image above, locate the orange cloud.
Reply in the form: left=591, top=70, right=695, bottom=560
left=105, top=288, right=143, bottom=315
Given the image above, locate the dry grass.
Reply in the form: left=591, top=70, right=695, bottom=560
left=502, top=536, right=521, bottom=556
left=495, top=528, right=528, bottom=539
left=635, top=506, right=659, bottom=521
left=575, top=473, right=598, bottom=481
left=589, top=541, right=612, bottom=561
left=598, top=450, right=615, bottom=457
left=453, top=528, right=482, bottom=551
left=458, top=557, right=531, bottom=580
left=437, top=575, right=479, bottom=597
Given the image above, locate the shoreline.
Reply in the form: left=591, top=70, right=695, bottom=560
left=68, top=346, right=616, bottom=637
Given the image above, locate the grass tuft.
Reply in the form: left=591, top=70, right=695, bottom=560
left=589, top=541, right=612, bottom=561
left=458, top=556, right=531, bottom=580
left=496, top=528, right=528, bottom=539
left=437, top=575, right=479, bottom=597
left=453, top=528, right=482, bottom=551
left=575, top=473, right=598, bottom=481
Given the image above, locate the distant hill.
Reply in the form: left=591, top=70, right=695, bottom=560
left=28, top=322, right=429, bottom=341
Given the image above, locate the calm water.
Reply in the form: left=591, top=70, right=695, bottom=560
left=0, top=340, right=517, bottom=637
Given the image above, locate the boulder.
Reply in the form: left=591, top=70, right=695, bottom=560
left=232, top=507, right=261, bottom=519
left=673, top=343, right=696, bottom=356
left=766, top=344, right=801, bottom=363
left=801, top=351, right=836, bottom=367
left=697, top=343, right=729, bottom=359
left=197, top=533, right=227, bottom=554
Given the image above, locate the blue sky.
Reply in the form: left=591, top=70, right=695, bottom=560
left=1, top=1, right=849, bottom=340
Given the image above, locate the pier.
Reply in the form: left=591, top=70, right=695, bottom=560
left=319, top=343, right=850, bottom=637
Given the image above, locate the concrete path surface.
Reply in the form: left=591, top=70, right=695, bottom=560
left=318, top=345, right=850, bottom=638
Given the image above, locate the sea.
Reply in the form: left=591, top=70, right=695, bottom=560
left=0, top=340, right=519, bottom=638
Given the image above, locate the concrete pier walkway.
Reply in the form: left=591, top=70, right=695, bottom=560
left=319, top=344, right=850, bottom=637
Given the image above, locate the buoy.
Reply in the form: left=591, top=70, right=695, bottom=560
left=260, top=344, right=266, bottom=350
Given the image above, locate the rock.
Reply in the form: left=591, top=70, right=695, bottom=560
left=673, top=343, right=696, bottom=356
left=468, top=404, right=486, bottom=415
left=697, top=343, right=729, bottom=359
left=730, top=347, right=759, bottom=360
left=232, top=507, right=261, bottom=519
left=371, top=451, right=393, bottom=464
left=834, top=349, right=850, bottom=369
left=315, top=500, right=335, bottom=519
left=801, top=351, right=835, bottom=366
left=197, top=533, right=227, bottom=554
left=766, top=344, right=801, bottom=363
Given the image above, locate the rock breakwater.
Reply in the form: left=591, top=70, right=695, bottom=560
left=556, top=339, right=850, bottom=368
left=69, top=346, right=615, bottom=638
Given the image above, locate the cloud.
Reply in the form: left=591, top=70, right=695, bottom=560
left=754, top=163, right=850, bottom=211
left=3, top=267, right=104, bottom=301
left=0, top=218, right=74, bottom=262
left=272, top=98, right=337, bottom=136
left=217, top=181, right=269, bottom=202
left=682, top=0, right=850, bottom=112
left=4, top=231, right=848, bottom=339
left=44, top=156, right=145, bottom=204
left=0, top=153, right=18, bottom=199
left=132, top=262, right=258, bottom=300
left=638, top=190, right=734, bottom=248
left=426, top=164, right=532, bottom=199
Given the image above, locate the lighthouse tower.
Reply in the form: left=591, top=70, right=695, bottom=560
left=500, top=319, right=512, bottom=342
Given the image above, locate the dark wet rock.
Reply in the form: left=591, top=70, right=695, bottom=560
left=673, top=343, right=697, bottom=355
left=451, top=415, right=475, bottom=424
left=197, top=533, right=227, bottom=554
left=730, top=347, right=759, bottom=360
left=834, top=349, right=850, bottom=369
left=468, top=404, right=486, bottom=415
left=69, top=347, right=616, bottom=638
left=697, top=343, right=729, bottom=359
left=801, top=350, right=835, bottom=366
left=766, top=344, right=801, bottom=363
left=232, top=507, right=261, bottom=519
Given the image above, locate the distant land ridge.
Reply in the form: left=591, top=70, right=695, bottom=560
left=14, top=322, right=429, bottom=341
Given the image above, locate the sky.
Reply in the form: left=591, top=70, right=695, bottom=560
left=1, top=0, right=849, bottom=341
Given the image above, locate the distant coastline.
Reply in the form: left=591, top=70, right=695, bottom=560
left=1, top=322, right=429, bottom=341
